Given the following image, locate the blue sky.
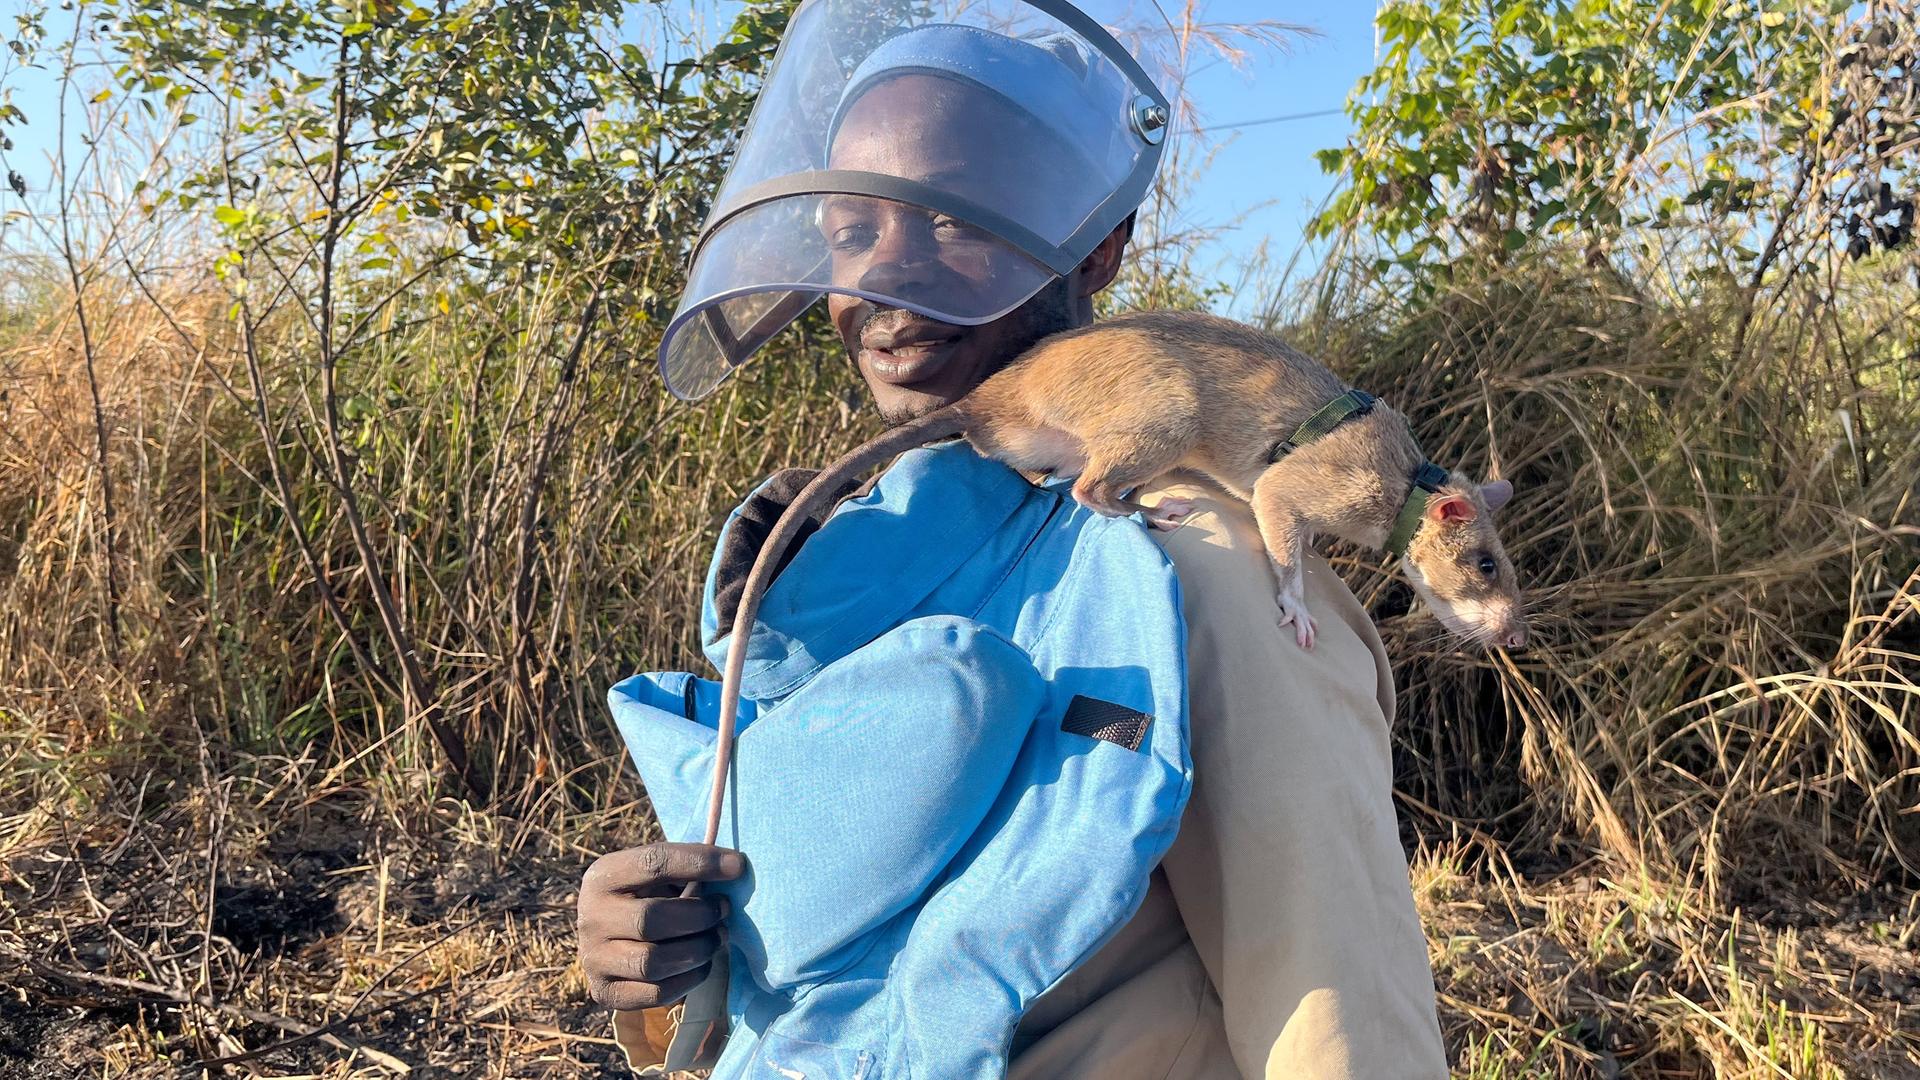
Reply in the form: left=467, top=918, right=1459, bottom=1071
left=1154, top=3, right=1378, bottom=305
left=1, top=1, right=1376, bottom=293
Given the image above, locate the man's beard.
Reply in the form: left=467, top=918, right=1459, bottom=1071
left=853, top=277, right=1079, bottom=426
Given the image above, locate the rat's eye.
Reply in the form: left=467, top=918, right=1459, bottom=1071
left=1475, top=553, right=1498, bottom=577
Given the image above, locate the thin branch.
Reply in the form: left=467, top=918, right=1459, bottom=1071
left=312, top=30, right=484, bottom=801
left=16, top=954, right=412, bottom=1074
left=509, top=279, right=604, bottom=723
left=54, top=2, right=121, bottom=657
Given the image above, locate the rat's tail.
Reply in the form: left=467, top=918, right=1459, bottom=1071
left=694, top=405, right=970, bottom=851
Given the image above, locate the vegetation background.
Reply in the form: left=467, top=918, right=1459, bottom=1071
left=0, top=0, right=1915, bottom=1076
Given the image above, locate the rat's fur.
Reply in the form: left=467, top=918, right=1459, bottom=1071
left=689, top=310, right=1525, bottom=848
left=952, top=311, right=1524, bottom=648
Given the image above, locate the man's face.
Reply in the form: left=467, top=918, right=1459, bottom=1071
left=824, top=74, right=1091, bottom=423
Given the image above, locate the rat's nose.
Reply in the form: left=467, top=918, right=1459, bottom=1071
left=1502, top=626, right=1528, bottom=649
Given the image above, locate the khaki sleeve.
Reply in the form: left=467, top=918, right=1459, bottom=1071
left=1008, top=871, right=1241, bottom=1079
left=1140, top=475, right=1448, bottom=1080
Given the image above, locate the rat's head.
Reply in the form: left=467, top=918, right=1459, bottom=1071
left=1400, top=476, right=1528, bottom=649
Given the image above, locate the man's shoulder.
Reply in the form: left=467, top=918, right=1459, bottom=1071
left=1135, top=473, right=1390, bottom=699
left=1136, top=474, right=1272, bottom=576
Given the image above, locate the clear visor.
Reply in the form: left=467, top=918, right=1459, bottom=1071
left=659, top=0, right=1170, bottom=399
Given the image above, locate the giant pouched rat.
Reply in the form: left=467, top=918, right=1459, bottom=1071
left=686, top=309, right=1527, bottom=849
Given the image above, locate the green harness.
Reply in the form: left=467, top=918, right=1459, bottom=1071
left=1265, top=389, right=1449, bottom=560
left=1385, top=462, right=1451, bottom=559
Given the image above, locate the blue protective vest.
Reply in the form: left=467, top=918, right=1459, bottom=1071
left=608, top=443, right=1192, bottom=1080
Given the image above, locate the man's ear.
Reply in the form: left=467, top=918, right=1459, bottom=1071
left=1073, top=217, right=1133, bottom=300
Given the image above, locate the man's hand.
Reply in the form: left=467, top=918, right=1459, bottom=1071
left=577, top=842, right=745, bottom=1011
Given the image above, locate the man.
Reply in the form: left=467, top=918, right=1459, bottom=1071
left=577, top=4, right=1449, bottom=1075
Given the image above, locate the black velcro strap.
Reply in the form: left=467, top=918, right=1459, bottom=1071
left=1412, top=461, right=1449, bottom=492
left=1267, top=389, right=1377, bottom=464
left=1061, top=695, right=1154, bottom=752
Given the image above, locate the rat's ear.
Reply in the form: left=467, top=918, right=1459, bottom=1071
left=1480, top=479, right=1514, bottom=511
left=1428, top=494, right=1476, bottom=524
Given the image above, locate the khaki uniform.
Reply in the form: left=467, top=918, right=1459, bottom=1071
left=1007, top=477, right=1446, bottom=1079
left=615, top=476, right=1446, bottom=1078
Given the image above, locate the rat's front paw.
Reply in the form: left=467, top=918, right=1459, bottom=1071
left=1276, top=595, right=1317, bottom=649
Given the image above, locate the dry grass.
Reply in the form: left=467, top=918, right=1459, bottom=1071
left=1415, top=841, right=1920, bottom=1078
left=0, top=253, right=872, bottom=1076
left=1302, top=258, right=1920, bottom=889
left=3, top=223, right=1918, bottom=1076
left=1296, top=252, right=1920, bottom=1077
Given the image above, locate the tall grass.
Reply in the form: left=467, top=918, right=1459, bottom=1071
left=1286, top=255, right=1920, bottom=897
left=21, top=237, right=1910, bottom=851
left=6, top=238, right=1915, bottom=1076
left=0, top=257, right=869, bottom=807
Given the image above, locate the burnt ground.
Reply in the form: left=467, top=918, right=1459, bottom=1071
left=2, top=769, right=1917, bottom=1078
left=0, top=772, right=640, bottom=1079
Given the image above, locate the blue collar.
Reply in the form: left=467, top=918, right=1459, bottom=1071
left=701, top=443, right=1036, bottom=701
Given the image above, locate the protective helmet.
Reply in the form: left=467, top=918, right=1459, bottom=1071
left=657, top=0, right=1173, bottom=399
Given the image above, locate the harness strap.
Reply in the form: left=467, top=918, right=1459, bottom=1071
left=1266, top=389, right=1377, bottom=464
left=1387, top=461, right=1450, bottom=559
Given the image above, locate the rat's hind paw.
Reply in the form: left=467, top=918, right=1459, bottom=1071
left=1145, top=497, right=1195, bottom=531
left=1276, top=596, right=1317, bottom=650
